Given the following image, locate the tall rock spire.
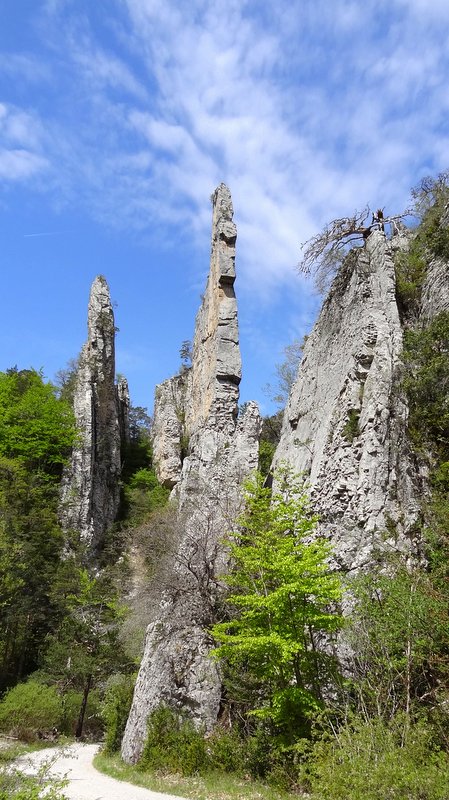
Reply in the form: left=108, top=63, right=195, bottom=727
left=121, top=185, right=261, bottom=764
left=152, top=182, right=242, bottom=488
left=273, top=231, right=420, bottom=570
left=60, top=275, right=121, bottom=557
left=186, top=182, right=241, bottom=435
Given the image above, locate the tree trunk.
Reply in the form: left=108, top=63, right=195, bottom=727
left=75, top=673, right=92, bottom=739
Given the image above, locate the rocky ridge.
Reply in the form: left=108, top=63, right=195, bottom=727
left=121, top=184, right=261, bottom=764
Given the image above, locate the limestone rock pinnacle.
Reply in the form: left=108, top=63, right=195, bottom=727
left=60, top=275, right=121, bottom=557
left=121, top=186, right=261, bottom=764
left=273, top=231, right=420, bottom=571
left=152, top=182, right=242, bottom=488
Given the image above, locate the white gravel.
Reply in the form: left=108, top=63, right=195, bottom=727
left=16, top=742, right=188, bottom=800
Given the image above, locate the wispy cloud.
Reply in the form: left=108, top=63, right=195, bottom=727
left=3, top=0, right=449, bottom=293
left=0, top=104, right=48, bottom=180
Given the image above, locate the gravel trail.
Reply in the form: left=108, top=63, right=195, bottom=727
left=17, top=742, right=187, bottom=800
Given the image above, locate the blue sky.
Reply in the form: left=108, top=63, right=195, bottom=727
left=1, top=0, right=448, bottom=415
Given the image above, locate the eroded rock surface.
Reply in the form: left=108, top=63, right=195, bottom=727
left=60, top=276, right=121, bottom=556
left=274, top=231, right=421, bottom=571
left=152, top=372, right=190, bottom=488
left=122, top=185, right=260, bottom=764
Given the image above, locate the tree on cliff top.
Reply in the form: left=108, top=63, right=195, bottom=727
left=299, top=206, right=410, bottom=293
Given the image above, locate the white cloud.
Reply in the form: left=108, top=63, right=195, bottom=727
left=0, top=149, right=48, bottom=180
left=3, top=0, right=449, bottom=293
left=0, top=104, right=48, bottom=180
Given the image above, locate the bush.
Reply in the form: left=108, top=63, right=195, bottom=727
left=0, top=681, right=62, bottom=741
left=302, top=716, right=449, bottom=800
left=102, top=673, right=136, bottom=753
left=123, top=468, right=169, bottom=524
left=207, top=727, right=246, bottom=774
left=139, top=706, right=209, bottom=776
left=0, top=755, right=67, bottom=799
left=60, top=688, right=103, bottom=739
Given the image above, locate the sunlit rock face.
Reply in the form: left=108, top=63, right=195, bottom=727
left=273, top=231, right=422, bottom=571
left=59, top=275, right=121, bottom=557
left=117, top=376, right=131, bottom=445
left=121, top=185, right=261, bottom=765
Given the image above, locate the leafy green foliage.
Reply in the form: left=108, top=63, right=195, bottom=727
left=0, top=756, right=68, bottom=800
left=40, top=567, right=129, bottom=738
left=140, top=706, right=209, bottom=776
left=345, top=564, right=449, bottom=727
left=403, top=312, right=449, bottom=456
left=402, top=311, right=449, bottom=560
left=0, top=681, right=62, bottom=740
left=303, top=715, right=449, bottom=800
left=122, top=468, right=169, bottom=525
left=211, top=469, right=342, bottom=736
left=342, top=409, right=360, bottom=443
left=395, top=173, right=449, bottom=316
left=0, top=457, right=66, bottom=689
left=0, top=369, right=75, bottom=472
left=102, top=673, right=136, bottom=753
left=258, top=439, right=276, bottom=477
left=0, top=369, right=76, bottom=689
left=118, top=403, right=169, bottom=526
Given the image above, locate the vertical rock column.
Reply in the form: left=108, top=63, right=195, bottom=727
left=273, top=231, right=420, bottom=571
left=121, top=185, right=261, bottom=764
left=60, top=275, right=121, bottom=557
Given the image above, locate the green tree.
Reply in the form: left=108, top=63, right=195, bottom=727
left=345, top=564, right=449, bottom=729
left=41, top=567, right=128, bottom=738
left=211, top=468, right=342, bottom=738
left=0, top=370, right=75, bottom=690
left=0, top=458, right=65, bottom=689
left=0, top=369, right=75, bottom=472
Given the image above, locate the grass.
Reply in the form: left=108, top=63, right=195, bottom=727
left=94, top=750, right=296, bottom=800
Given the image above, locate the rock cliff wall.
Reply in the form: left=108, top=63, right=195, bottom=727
left=59, top=275, right=122, bottom=557
left=273, top=231, right=421, bottom=571
left=121, top=185, right=261, bottom=764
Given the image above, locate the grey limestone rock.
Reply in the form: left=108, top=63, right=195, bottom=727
left=152, top=372, right=190, bottom=488
left=59, top=275, right=121, bottom=557
left=273, top=231, right=421, bottom=571
left=117, top=376, right=131, bottom=445
left=121, top=186, right=261, bottom=764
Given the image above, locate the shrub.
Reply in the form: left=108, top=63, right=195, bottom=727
left=0, top=681, right=62, bottom=740
left=60, top=688, right=103, bottom=739
left=139, top=706, right=209, bottom=776
left=302, top=715, right=449, bottom=800
left=123, top=468, right=169, bottom=524
left=207, top=727, right=246, bottom=774
left=342, top=409, right=360, bottom=442
left=102, top=673, right=136, bottom=753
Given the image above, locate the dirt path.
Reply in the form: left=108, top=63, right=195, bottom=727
left=17, top=742, right=187, bottom=800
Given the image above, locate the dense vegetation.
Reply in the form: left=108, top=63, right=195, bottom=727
left=0, top=367, right=165, bottom=743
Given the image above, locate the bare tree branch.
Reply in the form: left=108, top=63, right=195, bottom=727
left=299, top=206, right=412, bottom=293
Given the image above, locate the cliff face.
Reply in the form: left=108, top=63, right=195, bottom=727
left=60, top=275, right=122, bottom=557
left=121, top=184, right=261, bottom=764
left=273, top=231, right=421, bottom=570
